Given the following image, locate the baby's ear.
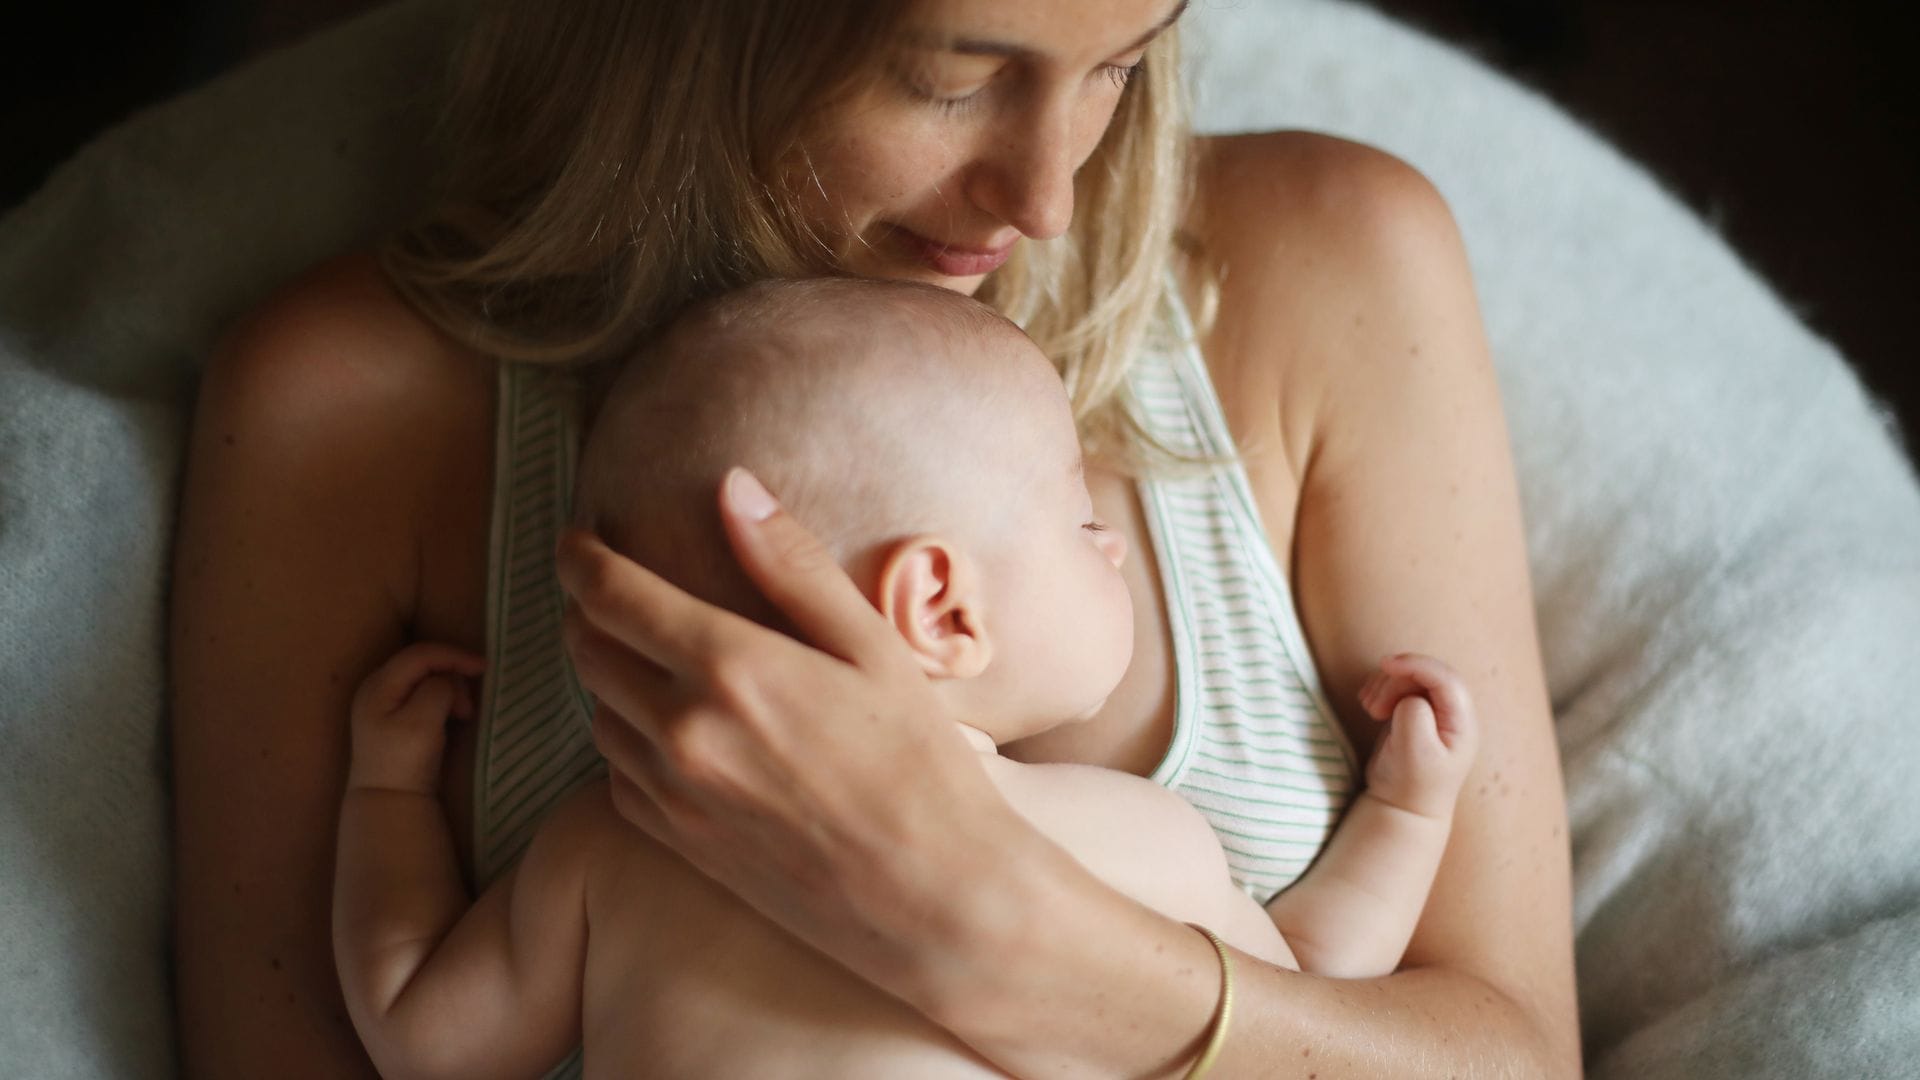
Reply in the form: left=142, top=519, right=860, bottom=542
left=875, top=536, right=991, bottom=680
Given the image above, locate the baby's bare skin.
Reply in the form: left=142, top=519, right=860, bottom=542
left=334, top=642, right=1476, bottom=1078
left=330, top=274, right=1482, bottom=1078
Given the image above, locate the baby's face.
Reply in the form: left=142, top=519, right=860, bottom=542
left=962, top=349, right=1134, bottom=731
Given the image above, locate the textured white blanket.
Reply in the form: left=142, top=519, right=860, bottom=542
left=3, top=1, right=1917, bottom=1075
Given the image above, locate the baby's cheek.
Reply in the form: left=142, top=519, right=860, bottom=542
left=1103, top=578, right=1137, bottom=674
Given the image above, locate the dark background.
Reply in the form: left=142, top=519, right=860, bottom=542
left=6, top=0, right=1914, bottom=445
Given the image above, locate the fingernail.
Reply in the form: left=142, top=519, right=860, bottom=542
left=725, top=467, right=778, bottom=522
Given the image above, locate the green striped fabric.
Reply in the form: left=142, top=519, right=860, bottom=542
left=1135, top=297, right=1358, bottom=902
left=473, top=361, right=595, bottom=1080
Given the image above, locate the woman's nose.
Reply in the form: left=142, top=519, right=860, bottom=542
left=968, top=106, right=1079, bottom=240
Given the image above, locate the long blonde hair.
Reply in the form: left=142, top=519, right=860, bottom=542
left=382, top=0, right=1197, bottom=465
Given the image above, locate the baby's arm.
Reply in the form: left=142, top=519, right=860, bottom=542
left=1265, top=653, right=1479, bottom=979
left=332, top=643, right=590, bottom=1080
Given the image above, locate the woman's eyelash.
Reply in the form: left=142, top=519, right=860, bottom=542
left=908, top=82, right=984, bottom=114
left=912, top=60, right=1140, bottom=112
left=1084, top=519, right=1111, bottom=532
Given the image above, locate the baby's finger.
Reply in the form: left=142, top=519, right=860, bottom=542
left=394, top=672, right=459, bottom=725
left=448, top=677, right=477, bottom=723
left=1360, top=671, right=1425, bottom=721
left=1391, top=694, right=1440, bottom=748
left=357, top=643, right=487, bottom=714
left=390, top=642, right=488, bottom=680
left=1379, top=653, right=1472, bottom=726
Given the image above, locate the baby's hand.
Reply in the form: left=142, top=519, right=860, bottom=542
left=1356, top=653, right=1479, bottom=819
left=347, top=643, right=486, bottom=795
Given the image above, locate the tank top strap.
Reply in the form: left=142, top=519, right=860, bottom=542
left=473, top=361, right=600, bottom=887
left=1127, top=287, right=1358, bottom=901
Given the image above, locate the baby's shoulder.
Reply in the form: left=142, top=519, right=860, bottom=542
left=518, top=779, right=661, bottom=898
left=985, top=760, right=1227, bottom=895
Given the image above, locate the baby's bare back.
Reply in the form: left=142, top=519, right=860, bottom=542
left=572, top=758, right=1275, bottom=1077
left=575, top=793, right=1007, bottom=1079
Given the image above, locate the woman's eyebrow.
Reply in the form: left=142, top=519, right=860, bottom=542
left=930, top=0, right=1190, bottom=59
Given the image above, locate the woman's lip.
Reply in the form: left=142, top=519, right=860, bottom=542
left=891, top=227, right=1017, bottom=277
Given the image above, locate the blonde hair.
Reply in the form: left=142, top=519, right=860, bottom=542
left=382, top=0, right=1199, bottom=467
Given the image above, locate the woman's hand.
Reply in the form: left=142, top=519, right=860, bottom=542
left=556, top=467, right=1026, bottom=1008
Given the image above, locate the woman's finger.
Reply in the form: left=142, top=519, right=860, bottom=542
left=715, top=467, right=909, bottom=674
left=589, top=699, right=674, bottom=797
left=589, top=703, right=697, bottom=846
left=604, top=768, right=674, bottom=846
left=562, top=596, right=675, bottom=729
left=557, top=526, right=765, bottom=676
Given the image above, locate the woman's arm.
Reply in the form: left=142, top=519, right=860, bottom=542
left=952, top=133, right=1581, bottom=1075
left=170, top=258, right=489, bottom=1077
left=916, top=133, right=1581, bottom=1074
left=558, top=136, right=1578, bottom=1076
left=1226, top=131, right=1579, bottom=1069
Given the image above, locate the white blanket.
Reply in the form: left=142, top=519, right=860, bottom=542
left=3, top=1, right=1917, bottom=1075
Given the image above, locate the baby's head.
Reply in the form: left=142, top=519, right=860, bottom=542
left=575, top=277, right=1132, bottom=741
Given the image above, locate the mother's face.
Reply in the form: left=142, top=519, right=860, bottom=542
left=793, top=0, right=1185, bottom=294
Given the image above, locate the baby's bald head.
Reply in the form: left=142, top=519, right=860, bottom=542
left=574, top=277, right=1066, bottom=628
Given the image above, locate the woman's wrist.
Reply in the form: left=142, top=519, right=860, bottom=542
left=910, top=822, right=1223, bottom=1078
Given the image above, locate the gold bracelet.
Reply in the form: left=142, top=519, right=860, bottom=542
left=1183, top=923, right=1235, bottom=1080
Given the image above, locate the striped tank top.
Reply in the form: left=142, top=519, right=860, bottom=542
left=1131, top=298, right=1359, bottom=901
left=469, top=293, right=1359, bottom=910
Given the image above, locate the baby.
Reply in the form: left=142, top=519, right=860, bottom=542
left=333, top=278, right=1478, bottom=1079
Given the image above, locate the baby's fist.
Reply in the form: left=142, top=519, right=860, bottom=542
left=1357, top=653, right=1479, bottom=819
left=347, top=642, right=485, bottom=795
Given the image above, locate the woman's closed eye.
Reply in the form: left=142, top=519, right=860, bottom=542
left=896, top=50, right=1002, bottom=112
left=1099, top=47, right=1150, bottom=90
left=902, top=48, right=1146, bottom=114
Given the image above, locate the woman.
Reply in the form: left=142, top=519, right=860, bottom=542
left=169, top=0, right=1579, bottom=1075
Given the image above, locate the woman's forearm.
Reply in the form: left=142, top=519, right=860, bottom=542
left=930, top=836, right=1575, bottom=1079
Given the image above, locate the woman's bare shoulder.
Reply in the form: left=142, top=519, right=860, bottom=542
left=182, top=249, right=494, bottom=617
left=1190, top=137, right=1578, bottom=1066
left=210, top=251, right=490, bottom=437
left=1188, top=130, right=1457, bottom=275
left=1186, top=131, right=1474, bottom=456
